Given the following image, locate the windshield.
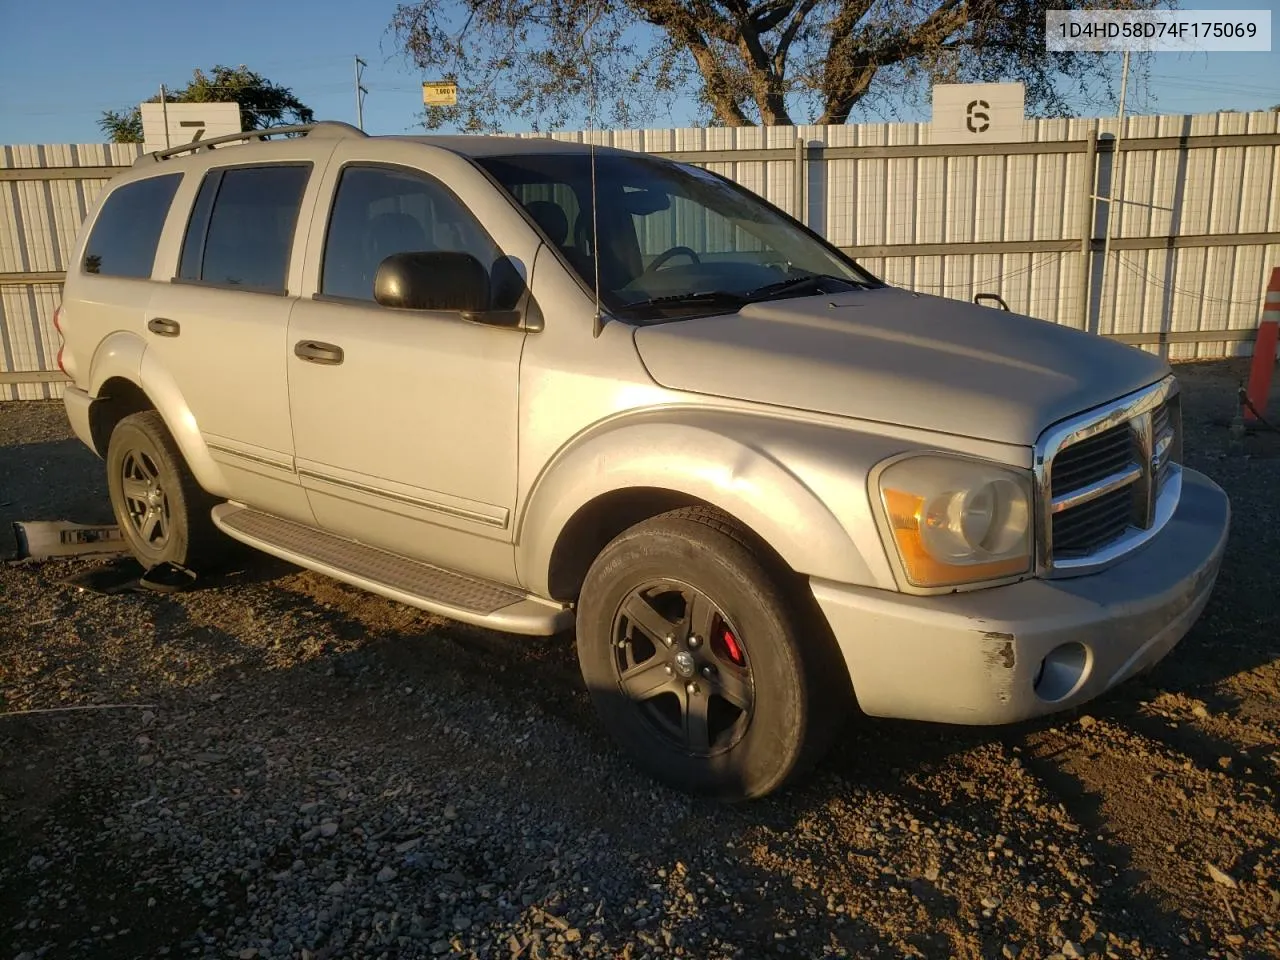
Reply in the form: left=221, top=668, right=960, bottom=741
left=475, top=152, right=881, bottom=321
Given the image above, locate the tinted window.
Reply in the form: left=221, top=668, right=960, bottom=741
left=184, top=165, right=309, bottom=292
left=177, top=172, right=219, bottom=281
left=82, top=174, right=181, bottom=278
left=321, top=165, right=514, bottom=305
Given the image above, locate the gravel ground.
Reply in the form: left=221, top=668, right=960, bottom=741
left=2, top=358, right=1279, bottom=960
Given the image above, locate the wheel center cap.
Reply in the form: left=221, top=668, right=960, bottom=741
left=673, top=651, right=696, bottom=679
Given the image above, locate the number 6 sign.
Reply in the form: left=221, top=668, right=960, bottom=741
left=932, top=83, right=1026, bottom=144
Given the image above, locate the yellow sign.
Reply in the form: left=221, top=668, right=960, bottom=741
left=422, top=81, right=458, bottom=106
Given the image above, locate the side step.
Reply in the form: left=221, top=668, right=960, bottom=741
left=211, top=504, right=573, bottom=636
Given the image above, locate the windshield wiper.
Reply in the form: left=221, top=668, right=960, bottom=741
left=746, top=273, right=866, bottom=299
left=621, top=290, right=749, bottom=310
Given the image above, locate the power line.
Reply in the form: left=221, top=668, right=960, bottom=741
left=1111, top=251, right=1267, bottom=307
left=1148, top=73, right=1280, bottom=97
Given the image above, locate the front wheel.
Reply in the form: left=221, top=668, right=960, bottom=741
left=576, top=507, right=846, bottom=800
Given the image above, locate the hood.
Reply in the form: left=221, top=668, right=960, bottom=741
left=631, top=287, right=1169, bottom=446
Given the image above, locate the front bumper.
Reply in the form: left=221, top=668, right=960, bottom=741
left=812, top=467, right=1230, bottom=725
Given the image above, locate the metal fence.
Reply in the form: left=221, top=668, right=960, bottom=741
left=2, top=110, right=1278, bottom=401
left=1, top=143, right=143, bottom=399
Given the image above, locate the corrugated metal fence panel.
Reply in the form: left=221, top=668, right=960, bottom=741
left=0, top=283, right=65, bottom=400
left=1092, top=111, right=1280, bottom=359
left=0, top=143, right=143, bottom=168
left=3, top=115, right=1280, bottom=398
left=782, top=117, right=1098, bottom=330
left=0, top=143, right=138, bottom=399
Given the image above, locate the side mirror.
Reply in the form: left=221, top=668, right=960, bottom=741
left=374, top=251, right=491, bottom=312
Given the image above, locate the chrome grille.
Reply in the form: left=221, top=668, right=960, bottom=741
left=1036, top=377, right=1183, bottom=576
left=1052, top=485, right=1135, bottom=556
left=1050, top=423, right=1136, bottom=499
left=1152, top=393, right=1180, bottom=490
left=1050, top=422, right=1140, bottom=557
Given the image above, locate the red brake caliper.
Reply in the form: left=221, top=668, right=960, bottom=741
left=721, top=627, right=744, bottom=666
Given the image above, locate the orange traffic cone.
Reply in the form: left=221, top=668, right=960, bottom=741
left=1242, top=266, right=1280, bottom=425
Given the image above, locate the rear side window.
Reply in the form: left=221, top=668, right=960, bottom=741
left=82, top=173, right=182, bottom=278
left=178, top=165, right=310, bottom=293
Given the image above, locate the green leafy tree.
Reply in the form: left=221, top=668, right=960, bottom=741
left=99, top=109, right=144, bottom=143
left=98, top=65, right=314, bottom=143
left=392, top=0, right=1173, bottom=131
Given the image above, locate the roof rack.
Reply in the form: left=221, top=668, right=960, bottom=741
left=137, top=120, right=367, bottom=164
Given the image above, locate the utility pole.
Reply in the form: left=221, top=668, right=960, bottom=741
left=1099, top=49, right=1130, bottom=331
left=160, top=83, right=171, bottom=148
left=353, top=56, right=368, bottom=131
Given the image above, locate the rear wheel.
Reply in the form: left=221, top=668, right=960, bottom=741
left=576, top=507, right=846, bottom=800
left=106, top=410, right=226, bottom=571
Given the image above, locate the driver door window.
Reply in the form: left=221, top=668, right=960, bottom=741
left=320, top=165, right=507, bottom=303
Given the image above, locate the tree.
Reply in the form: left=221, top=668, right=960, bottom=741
left=99, top=109, right=144, bottom=143
left=98, top=65, right=314, bottom=143
left=392, top=0, right=1171, bottom=131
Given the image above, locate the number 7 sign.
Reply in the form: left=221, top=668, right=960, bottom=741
left=179, top=119, right=207, bottom=143
left=140, top=101, right=244, bottom=155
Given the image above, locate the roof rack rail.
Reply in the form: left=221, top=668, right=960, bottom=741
left=136, top=121, right=367, bottom=164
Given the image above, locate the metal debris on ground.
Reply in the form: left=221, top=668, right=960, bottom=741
left=11, top=520, right=127, bottom=560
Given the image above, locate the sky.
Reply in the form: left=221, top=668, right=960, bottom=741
left=0, top=0, right=1277, bottom=145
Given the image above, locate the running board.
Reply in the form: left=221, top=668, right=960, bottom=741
left=211, top=504, right=572, bottom=636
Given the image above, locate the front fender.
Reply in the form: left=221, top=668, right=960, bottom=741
left=516, top=408, right=913, bottom=597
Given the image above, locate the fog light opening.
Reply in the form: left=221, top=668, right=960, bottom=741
left=1033, top=642, right=1090, bottom=703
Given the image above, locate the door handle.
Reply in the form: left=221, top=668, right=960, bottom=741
left=147, top=316, right=181, bottom=337
left=294, top=340, right=344, bottom=365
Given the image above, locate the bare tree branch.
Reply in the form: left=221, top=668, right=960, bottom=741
left=390, top=0, right=1173, bottom=130
left=773, top=0, right=821, bottom=75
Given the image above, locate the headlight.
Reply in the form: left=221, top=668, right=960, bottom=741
left=876, top=455, right=1032, bottom=589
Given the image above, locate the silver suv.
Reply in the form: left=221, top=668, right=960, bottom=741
left=57, top=121, right=1230, bottom=799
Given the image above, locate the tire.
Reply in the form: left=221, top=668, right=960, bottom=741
left=576, top=506, right=848, bottom=800
left=105, top=410, right=226, bottom=571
